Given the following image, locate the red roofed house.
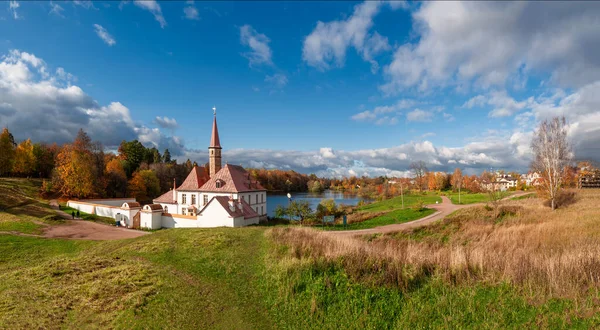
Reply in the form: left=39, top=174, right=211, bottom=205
left=150, top=110, right=266, bottom=228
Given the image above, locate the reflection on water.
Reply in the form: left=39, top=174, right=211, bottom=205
left=266, top=190, right=371, bottom=217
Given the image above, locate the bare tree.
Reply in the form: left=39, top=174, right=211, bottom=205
left=451, top=168, right=463, bottom=204
left=410, top=161, right=428, bottom=192
left=531, top=117, right=572, bottom=210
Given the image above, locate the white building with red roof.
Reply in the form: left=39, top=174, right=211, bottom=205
left=148, top=110, right=267, bottom=228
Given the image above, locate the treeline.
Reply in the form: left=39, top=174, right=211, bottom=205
left=0, top=127, right=197, bottom=203
left=248, top=168, right=329, bottom=192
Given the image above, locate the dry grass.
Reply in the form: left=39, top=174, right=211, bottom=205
left=269, top=189, right=600, bottom=303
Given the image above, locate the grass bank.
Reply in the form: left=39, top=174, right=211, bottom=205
left=60, top=204, right=115, bottom=225
left=444, top=191, right=511, bottom=204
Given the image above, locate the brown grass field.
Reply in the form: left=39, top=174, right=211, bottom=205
left=269, top=189, right=600, bottom=305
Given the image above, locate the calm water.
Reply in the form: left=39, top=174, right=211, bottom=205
left=266, top=190, right=370, bottom=217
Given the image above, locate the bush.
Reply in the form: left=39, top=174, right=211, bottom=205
left=543, top=190, right=578, bottom=209
left=412, top=199, right=426, bottom=211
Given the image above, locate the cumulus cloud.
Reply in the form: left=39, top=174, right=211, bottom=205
left=93, top=24, right=116, bottom=46
left=381, top=2, right=600, bottom=94
left=0, top=49, right=183, bottom=154
left=133, top=0, right=166, bottom=28
left=239, top=25, right=272, bottom=67
left=350, top=99, right=415, bottom=123
left=302, top=1, right=399, bottom=73
left=406, top=109, right=433, bottom=122
left=182, top=133, right=532, bottom=177
left=154, top=116, right=178, bottom=129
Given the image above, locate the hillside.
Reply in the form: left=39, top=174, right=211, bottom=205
left=2, top=178, right=600, bottom=328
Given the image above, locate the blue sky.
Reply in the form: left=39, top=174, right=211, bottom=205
left=2, top=1, right=600, bottom=177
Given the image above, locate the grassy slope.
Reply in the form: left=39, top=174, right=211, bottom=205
left=358, top=194, right=441, bottom=212
left=0, top=178, right=61, bottom=234
left=3, top=227, right=596, bottom=329
left=60, top=204, right=115, bottom=225
left=444, top=191, right=511, bottom=204
left=324, top=208, right=435, bottom=231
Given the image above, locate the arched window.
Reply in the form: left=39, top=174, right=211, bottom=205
left=216, top=180, right=222, bottom=188
left=164, top=206, right=168, bottom=213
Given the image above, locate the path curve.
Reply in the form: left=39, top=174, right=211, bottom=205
left=328, top=192, right=531, bottom=237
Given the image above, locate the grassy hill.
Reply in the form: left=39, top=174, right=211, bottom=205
left=2, top=178, right=600, bottom=328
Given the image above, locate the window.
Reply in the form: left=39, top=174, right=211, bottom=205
left=216, top=180, right=222, bottom=188
left=256, top=194, right=258, bottom=204
left=182, top=208, right=187, bottom=215
left=203, top=195, right=208, bottom=205
left=261, top=206, right=263, bottom=215
left=182, top=194, right=187, bottom=204
left=191, top=194, right=196, bottom=205
left=164, top=206, right=168, bottom=213
left=261, top=193, right=264, bottom=203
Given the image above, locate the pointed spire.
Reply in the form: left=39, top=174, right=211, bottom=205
left=209, top=112, right=222, bottom=149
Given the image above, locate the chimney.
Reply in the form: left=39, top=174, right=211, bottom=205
left=172, top=178, right=177, bottom=201
left=237, top=198, right=244, bottom=212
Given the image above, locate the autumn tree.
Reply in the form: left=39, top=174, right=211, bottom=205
left=410, top=160, right=428, bottom=192
left=451, top=168, right=463, bottom=203
left=128, top=170, right=161, bottom=202
left=105, top=158, right=128, bottom=197
left=0, top=128, right=16, bottom=176
left=531, top=116, right=572, bottom=210
left=12, top=139, right=35, bottom=176
left=33, top=143, right=58, bottom=178
left=53, top=129, right=99, bottom=198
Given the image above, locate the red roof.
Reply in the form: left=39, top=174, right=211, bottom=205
left=205, top=196, right=259, bottom=219
left=178, top=165, right=211, bottom=191
left=199, top=164, right=266, bottom=193
left=210, top=115, right=221, bottom=149
left=153, top=190, right=177, bottom=204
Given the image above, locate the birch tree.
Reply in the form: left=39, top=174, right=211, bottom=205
left=531, top=117, right=572, bottom=210
left=410, top=160, right=428, bottom=192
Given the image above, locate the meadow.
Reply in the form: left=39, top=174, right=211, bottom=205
left=2, top=177, right=600, bottom=328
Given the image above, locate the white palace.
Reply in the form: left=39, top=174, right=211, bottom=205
left=67, top=111, right=267, bottom=229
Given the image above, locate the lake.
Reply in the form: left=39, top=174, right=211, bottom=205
left=266, top=190, right=370, bottom=217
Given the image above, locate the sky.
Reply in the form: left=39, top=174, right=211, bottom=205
left=2, top=1, right=600, bottom=177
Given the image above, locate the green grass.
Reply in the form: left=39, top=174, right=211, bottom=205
left=0, top=177, right=61, bottom=234
left=511, top=193, right=537, bottom=200
left=358, top=194, right=442, bottom=212
left=323, top=208, right=436, bottom=231
left=60, top=205, right=115, bottom=225
left=1, top=227, right=599, bottom=328
left=445, top=191, right=511, bottom=205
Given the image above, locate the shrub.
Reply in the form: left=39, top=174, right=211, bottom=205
left=543, top=190, right=577, bottom=209
left=412, top=199, right=426, bottom=211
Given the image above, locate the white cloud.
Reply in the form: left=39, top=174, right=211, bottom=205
left=463, top=91, right=530, bottom=117
left=183, top=3, right=199, bottom=20
left=73, top=0, right=96, bottom=10
left=134, top=0, right=166, bottom=28
left=264, top=73, right=287, bottom=89
left=9, top=1, right=19, bottom=19
left=49, top=1, right=64, bottom=17
left=93, top=24, right=116, bottom=46
left=154, top=116, right=178, bottom=129
left=443, top=112, right=455, bottom=122
left=0, top=49, right=182, bottom=154
left=350, top=99, right=415, bottom=123
left=381, top=2, right=600, bottom=94
left=302, top=1, right=398, bottom=72
left=406, top=109, right=433, bottom=122
left=239, top=25, right=272, bottom=67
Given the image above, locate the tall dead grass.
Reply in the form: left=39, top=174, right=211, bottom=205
left=268, top=189, right=600, bottom=301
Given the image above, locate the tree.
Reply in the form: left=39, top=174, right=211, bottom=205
left=288, top=200, right=312, bottom=224
left=0, top=128, right=16, bottom=176
left=33, top=143, right=58, bottom=178
left=128, top=170, right=161, bottom=202
left=163, top=149, right=172, bottom=163
left=13, top=139, right=36, bottom=176
left=531, top=117, right=572, bottom=210
left=105, top=158, right=128, bottom=198
left=118, top=140, right=147, bottom=177
left=410, top=161, right=428, bottom=192
left=54, top=144, right=95, bottom=198
left=451, top=168, right=463, bottom=203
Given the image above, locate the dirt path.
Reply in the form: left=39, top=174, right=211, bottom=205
left=328, top=192, right=531, bottom=237
left=43, top=199, right=148, bottom=240
left=43, top=220, right=149, bottom=240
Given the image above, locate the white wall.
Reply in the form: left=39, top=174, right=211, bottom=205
left=140, top=211, right=162, bottom=230
left=197, top=201, right=235, bottom=227
left=82, top=198, right=136, bottom=207
left=67, top=200, right=140, bottom=227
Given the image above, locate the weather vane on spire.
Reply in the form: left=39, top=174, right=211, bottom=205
left=212, top=106, right=216, bottom=116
